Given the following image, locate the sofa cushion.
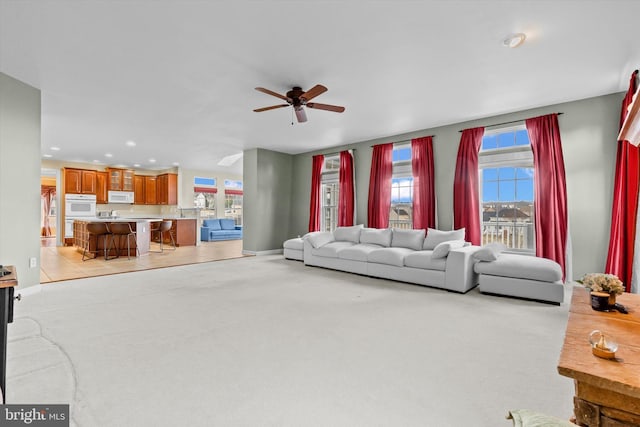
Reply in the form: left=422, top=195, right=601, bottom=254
left=307, top=232, right=335, bottom=249
left=333, top=225, right=363, bottom=243
left=424, top=228, right=465, bottom=250
left=391, top=228, right=426, bottom=250
left=367, top=247, right=415, bottom=267
left=337, top=244, right=383, bottom=262
left=360, top=228, right=392, bottom=247
left=473, top=242, right=507, bottom=261
left=283, top=238, right=304, bottom=250
left=219, top=219, right=236, bottom=230
left=432, top=240, right=466, bottom=259
left=313, top=241, right=356, bottom=258
left=404, top=250, right=447, bottom=271
left=203, top=219, right=221, bottom=230
left=474, top=253, right=562, bottom=282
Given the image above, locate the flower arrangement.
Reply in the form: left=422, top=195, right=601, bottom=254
left=578, top=273, right=624, bottom=295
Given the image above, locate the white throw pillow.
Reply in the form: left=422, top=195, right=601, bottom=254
left=423, top=228, right=466, bottom=250
left=391, top=228, right=426, bottom=251
left=333, top=225, right=364, bottom=243
left=473, top=242, right=507, bottom=261
left=432, top=240, right=466, bottom=259
left=306, top=232, right=335, bottom=249
left=359, top=228, right=392, bottom=247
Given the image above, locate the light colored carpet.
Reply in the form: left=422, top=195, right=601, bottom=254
left=7, top=255, right=575, bottom=426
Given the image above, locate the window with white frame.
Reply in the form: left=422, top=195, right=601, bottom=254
left=224, top=192, right=243, bottom=225
left=321, top=155, right=339, bottom=231
left=479, top=126, right=535, bottom=252
left=193, top=177, right=217, bottom=218
left=390, top=144, right=413, bottom=229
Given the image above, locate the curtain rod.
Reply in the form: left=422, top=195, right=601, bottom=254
left=458, top=112, right=563, bottom=133
left=318, top=148, right=356, bottom=158
left=370, top=135, right=435, bottom=147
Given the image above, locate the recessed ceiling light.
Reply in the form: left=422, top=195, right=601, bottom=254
left=503, top=33, right=526, bottom=48
left=133, top=163, right=141, bottom=167
left=149, top=158, right=156, bottom=163
left=50, top=146, right=61, bottom=151
left=105, top=153, right=113, bottom=158
left=172, top=162, right=179, bottom=166
left=126, top=140, right=137, bottom=147
left=43, top=154, right=53, bottom=158
left=93, top=160, right=101, bottom=163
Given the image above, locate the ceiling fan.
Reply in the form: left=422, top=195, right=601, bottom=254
left=253, top=84, right=345, bottom=123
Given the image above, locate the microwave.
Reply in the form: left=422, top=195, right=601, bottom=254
left=108, top=191, right=135, bottom=204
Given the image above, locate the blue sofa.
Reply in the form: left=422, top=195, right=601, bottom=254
left=201, top=218, right=242, bottom=241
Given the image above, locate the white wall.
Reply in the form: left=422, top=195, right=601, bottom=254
left=0, top=73, right=42, bottom=288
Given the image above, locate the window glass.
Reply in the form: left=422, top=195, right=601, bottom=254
left=321, top=156, right=339, bottom=231
left=224, top=194, right=242, bottom=225
left=392, top=146, right=411, bottom=162
left=480, top=126, right=534, bottom=252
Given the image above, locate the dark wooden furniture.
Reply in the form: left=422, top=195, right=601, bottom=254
left=96, top=171, right=108, bottom=204
left=0, top=266, right=18, bottom=404
left=558, top=288, right=640, bottom=426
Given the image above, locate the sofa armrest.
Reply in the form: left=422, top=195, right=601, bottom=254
left=444, top=245, right=482, bottom=293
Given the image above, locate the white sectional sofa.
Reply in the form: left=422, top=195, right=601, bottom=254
left=299, top=225, right=481, bottom=293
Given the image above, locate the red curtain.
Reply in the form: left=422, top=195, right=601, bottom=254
left=41, top=186, right=56, bottom=237
left=367, top=143, right=393, bottom=228
left=411, top=136, right=435, bottom=230
left=308, top=154, right=324, bottom=232
left=453, top=127, right=484, bottom=244
left=605, top=70, right=639, bottom=292
left=338, top=150, right=355, bottom=226
left=526, top=114, right=568, bottom=281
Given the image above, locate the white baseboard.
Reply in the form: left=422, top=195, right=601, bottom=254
left=242, top=249, right=284, bottom=256
left=19, top=284, right=43, bottom=297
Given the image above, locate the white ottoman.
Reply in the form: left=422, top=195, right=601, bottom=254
left=474, top=253, right=564, bottom=304
left=283, top=237, right=304, bottom=261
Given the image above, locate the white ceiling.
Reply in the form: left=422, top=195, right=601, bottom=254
left=1, top=1, right=639, bottom=176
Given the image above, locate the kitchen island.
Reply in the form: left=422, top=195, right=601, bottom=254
left=73, top=217, right=197, bottom=258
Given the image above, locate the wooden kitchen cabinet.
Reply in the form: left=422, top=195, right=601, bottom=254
left=144, top=176, right=157, bottom=205
left=134, top=175, right=145, bottom=204
left=64, top=168, right=96, bottom=194
left=107, top=168, right=135, bottom=191
left=157, top=173, right=177, bottom=205
left=96, top=172, right=108, bottom=204
left=160, top=218, right=196, bottom=246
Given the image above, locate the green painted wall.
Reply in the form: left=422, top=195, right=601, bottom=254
left=0, top=72, right=42, bottom=288
left=287, top=93, right=622, bottom=279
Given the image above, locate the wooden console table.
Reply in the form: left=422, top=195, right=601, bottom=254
left=0, top=266, right=18, bottom=404
left=558, top=288, right=640, bottom=426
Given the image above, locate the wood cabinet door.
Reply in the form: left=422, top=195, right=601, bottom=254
left=122, top=169, right=134, bottom=191
left=166, top=173, right=177, bottom=205
left=96, top=172, right=108, bottom=204
left=156, top=174, right=167, bottom=204
left=134, top=175, right=145, bottom=204
left=144, top=176, right=157, bottom=205
left=64, top=169, right=82, bottom=194
left=81, top=170, right=96, bottom=194
left=107, top=168, right=122, bottom=191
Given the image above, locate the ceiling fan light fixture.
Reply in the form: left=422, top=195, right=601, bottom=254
left=503, top=33, right=526, bottom=48
left=294, top=105, right=307, bottom=123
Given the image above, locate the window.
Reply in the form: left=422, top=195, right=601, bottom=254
left=321, top=155, right=339, bottom=231
left=225, top=192, right=243, bottom=225
left=194, top=177, right=217, bottom=218
left=479, top=126, right=534, bottom=252
left=390, top=144, right=413, bottom=229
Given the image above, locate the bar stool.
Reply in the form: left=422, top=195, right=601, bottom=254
left=151, top=220, right=176, bottom=252
left=82, top=223, right=111, bottom=261
left=107, top=222, right=139, bottom=260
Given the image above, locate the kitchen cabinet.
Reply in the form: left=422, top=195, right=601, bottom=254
left=107, top=168, right=134, bottom=191
left=157, top=173, right=177, bottom=205
left=134, top=175, right=145, bottom=205
left=144, top=176, right=157, bottom=205
left=158, top=218, right=196, bottom=246
left=96, top=172, right=108, bottom=204
left=64, top=168, right=96, bottom=194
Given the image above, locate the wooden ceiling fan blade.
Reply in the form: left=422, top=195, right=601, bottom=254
left=255, top=87, right=290, bottom=102
left=306, top=102, right=345, bottom=113
left=300, top=84, right=327, bottom=102
left=253, top=104, right=289, bottom=112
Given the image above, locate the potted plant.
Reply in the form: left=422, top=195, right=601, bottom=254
left=578, top=273, right=624, bottom=307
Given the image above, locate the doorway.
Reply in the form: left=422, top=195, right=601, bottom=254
left=41, top=168, right=59, bottom=247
